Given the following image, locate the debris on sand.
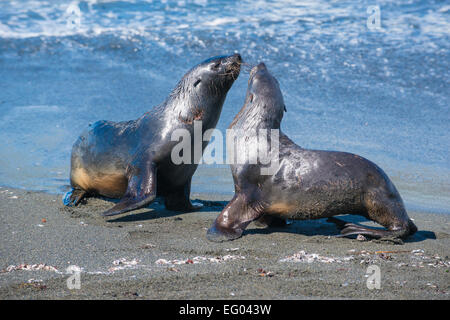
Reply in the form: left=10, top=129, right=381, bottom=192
left=349, top=249, right=450, bottom=268
left=155, top=259, right=171, bottom=265
left=280, top=250, right=354, bottom=264
left=155, top=255, right=245, bottom=266
left=356, top=234, right=367, bottom=241
left=406, top=250, right=450, bottom=268
left=257, top=268, right=274, bottom=277
left=19, top=279, right=47, bottom=290
left=112, top=258, right=139, bottom=266
left=139, top=243, right=156, bottom=249
left=2, top=264, right=59, bottom=274
left=108, top=258, right=140, bottom=272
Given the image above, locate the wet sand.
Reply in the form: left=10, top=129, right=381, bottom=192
left=0, top=187, right=448, bottom=300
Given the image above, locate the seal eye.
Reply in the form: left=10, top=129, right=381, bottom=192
left=249, top=93, right=254, bottom=103
left=212, top=61, right=221, bottom=70
left=194, top=79, right=201, bottom=87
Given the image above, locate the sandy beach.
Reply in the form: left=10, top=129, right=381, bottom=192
left=0, top=187, right=448, bottom=300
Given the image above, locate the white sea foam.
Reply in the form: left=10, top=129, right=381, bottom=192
left=203, top=17, right=239, bottom=27
left=0, top=0, right=448, bottom=40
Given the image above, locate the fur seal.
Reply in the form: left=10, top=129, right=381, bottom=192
left=206, top=62, right=417, bottom=242
left=64, top=54, right=242, bottom=216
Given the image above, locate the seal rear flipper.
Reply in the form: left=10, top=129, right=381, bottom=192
left=327, top=217, right=416, bottom=240
left=103, top=162, right=157, bottom=217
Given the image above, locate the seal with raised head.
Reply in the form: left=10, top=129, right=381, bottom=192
left=207, top=62, right=417, bottom=242
left=64, top=54, right=242, bottom=216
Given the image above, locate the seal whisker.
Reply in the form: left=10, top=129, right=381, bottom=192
left=240, top=62, right=256, bottom=73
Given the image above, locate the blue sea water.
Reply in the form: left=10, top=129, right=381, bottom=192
left=0, top=0, right=448, bottom=214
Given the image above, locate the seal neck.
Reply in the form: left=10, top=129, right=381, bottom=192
left=165, top=84, right=225, bottom=131
left=229, top=96, right=283, bottom=131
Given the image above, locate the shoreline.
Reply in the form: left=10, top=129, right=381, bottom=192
left=0, top=187, right=449, bottom=299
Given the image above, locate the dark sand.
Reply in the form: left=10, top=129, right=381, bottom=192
left=0, top=187, right=448, bottom=300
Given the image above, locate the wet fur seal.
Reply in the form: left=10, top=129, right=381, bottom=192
left=64, top=54, right=242, bottom=216
left=207, top=62, right=417, bottom=242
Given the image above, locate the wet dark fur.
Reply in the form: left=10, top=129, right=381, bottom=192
left=66, top=54, right=242, bottom=216
left=207, top=62, right=417, bottom=242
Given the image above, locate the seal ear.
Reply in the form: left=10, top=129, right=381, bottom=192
left=193, top=79, right=201, bottom=87
left=249, top=93, right=254, bottom=103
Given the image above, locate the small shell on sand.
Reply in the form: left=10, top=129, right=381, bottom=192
left=356, top=234, right=367, bottom=241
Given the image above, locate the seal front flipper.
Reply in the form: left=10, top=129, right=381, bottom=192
left=164, top=177, right=203, bottom=212
left=254, top=215, right=289, bottom=228
left=206, top=193, right=266, bottom=242
left=103, top=161, right=157, bottom=217
left=63, top=188, right=87, bottom=207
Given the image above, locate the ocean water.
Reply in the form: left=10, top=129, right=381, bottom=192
left=0, top=0, right=448, bottom=214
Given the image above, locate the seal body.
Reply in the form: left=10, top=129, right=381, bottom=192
left=207, top=62, right=417, bottom=242
left=65, top=54, right=241, bottom=216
